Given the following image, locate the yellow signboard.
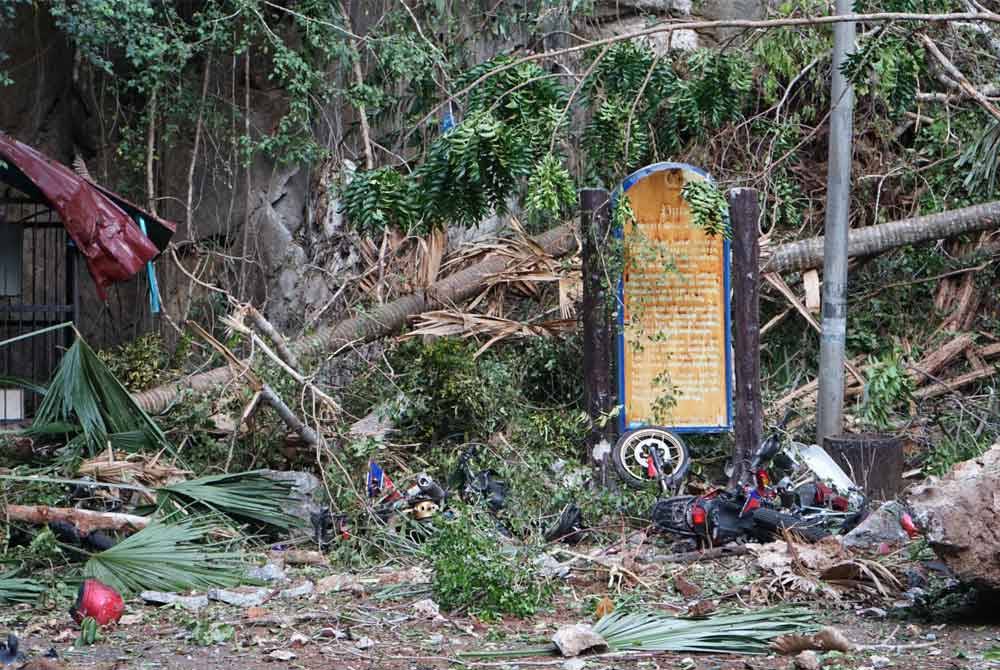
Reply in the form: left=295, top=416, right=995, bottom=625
left=617, top=163, right=732, bottom=432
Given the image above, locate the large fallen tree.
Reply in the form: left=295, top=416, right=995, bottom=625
left=134, top=199, right=1000, bottom=415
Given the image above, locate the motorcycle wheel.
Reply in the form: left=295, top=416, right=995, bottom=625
left=612, top=428, right=690, bottom=490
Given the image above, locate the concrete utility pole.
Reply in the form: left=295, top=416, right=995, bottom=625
left=817, top=0, right=856, bottom=444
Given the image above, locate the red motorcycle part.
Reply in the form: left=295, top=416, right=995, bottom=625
left=690, top=504, right=707, bottom=527
left=900, top=512, right=919, bottom=538
left=646, top=456, right=657, bottom=479
left=831, top=495, right=849, bottom=512
left=71, top=579, right=124, bottom=626
left=754, top=469, right=770, bottom=489
left=814, top=482, right=833, bottom=506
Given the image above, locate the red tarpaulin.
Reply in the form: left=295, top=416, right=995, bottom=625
left=0, top=132, right=176, bottom=298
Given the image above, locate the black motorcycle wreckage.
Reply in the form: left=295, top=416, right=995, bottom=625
left=612, top=417, right=867, bottom=546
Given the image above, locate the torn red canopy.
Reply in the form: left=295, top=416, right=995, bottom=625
left=0, top=132, right=176, bottom=299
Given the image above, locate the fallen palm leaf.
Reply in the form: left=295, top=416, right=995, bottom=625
left=158, top=471, right=303, bottom=530
left=460, top=607, right=815, bottom=659
left=83, top=518, right=245, bottom=595
left=23, top=333, right=172, bottom=456
left=0, top=573, right=46, bottom=604
left=404, top=310, right=575, bottom=356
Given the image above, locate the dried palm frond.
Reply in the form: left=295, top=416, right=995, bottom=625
left=404, top=310, right=576, bottom=356
left=79, top=448, right=190, bottom=490
left=83, top=518, right=245, bottom=595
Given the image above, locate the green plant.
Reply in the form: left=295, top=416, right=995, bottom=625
left=681, top=180, right=731, bottom=238
left=0, top=572, right=46, bottom=604
left=856, top=350, right=913, bottom=429
left=463, top=606, right=815, bottom=658
left=98, top=333, right=169, bottom=391
left=359, top=338, right=518, bottom=443
left=426, top=510, right=552, bottom=621
left=77, top=617, right=101, bottom=646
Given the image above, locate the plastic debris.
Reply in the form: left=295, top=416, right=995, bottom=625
left=70, top=579, right=124, bottom=626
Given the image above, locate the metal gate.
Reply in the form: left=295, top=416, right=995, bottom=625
left=0, top=188, right=77, bottom=422
left=1, top=186, right=161, bottom=423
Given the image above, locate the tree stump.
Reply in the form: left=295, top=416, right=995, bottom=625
left=823, top=433, right=904, bottom=500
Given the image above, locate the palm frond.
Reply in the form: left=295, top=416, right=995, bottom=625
left=0, top=375, right=47, bottom=397
left=158, top=471, right=303, bottom=530
left=461, top=606, right=815, bottom=659
left=592, top=606, right=815, bottom=655
left=83, top=518, right=245, bottom=595
left=958, top=120, right=1000, bottom=193
left=0, top=574, right=46, bottom=604
left=25, top=336, right=172, bottom=456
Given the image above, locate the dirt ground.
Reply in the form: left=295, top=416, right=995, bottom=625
left=3, top=551, right=999, bottom=670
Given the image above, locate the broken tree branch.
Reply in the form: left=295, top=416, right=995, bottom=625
left=3, top=504, right=149, bottom=535
left=919, top=34, right=1000, bottom=122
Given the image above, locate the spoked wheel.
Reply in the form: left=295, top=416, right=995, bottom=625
left=612, top=427, right=690, bottom=490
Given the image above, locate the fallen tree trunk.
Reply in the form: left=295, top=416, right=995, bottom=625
left=3, top=504, right=149, bottom=534
left=135, top=223, right=577, bottom=414
left=135, top=200, right=1000, bottom=415
left=763, top=200, right=1000, bottom=274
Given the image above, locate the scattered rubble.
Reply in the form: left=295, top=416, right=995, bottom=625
left=139, top=591, right=209, bottom=612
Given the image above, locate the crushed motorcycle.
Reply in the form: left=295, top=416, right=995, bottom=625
left=612, top=418, right=866, bottom=545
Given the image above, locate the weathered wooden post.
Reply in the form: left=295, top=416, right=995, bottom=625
left=728, top=188, right=762, bottom=486
left=580, top=188, right=615, bottom=485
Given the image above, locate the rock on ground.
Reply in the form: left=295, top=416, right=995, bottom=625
left=909, top=444, right=1000, bottom=591
left=552, top=624, right=607, bottom=657
left=843, top=501, right=910, bottom=550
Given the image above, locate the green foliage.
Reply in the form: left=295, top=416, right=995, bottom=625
left=158, top=471, right=303, bottom=530
left=0, top=572, right=46, bottom=604
left=752, top=0, right=831, bottom=109
left=416, top=111, right=534, bottom=228
left=426, top=510, right=552, bottom=620
left=582, top=46, right=751, bottom=184
left=856, top=350, right=913, bottom=429
left=340, top=167, right=420, bottom=237
left=377, top=338, right=518, bottom=443
left=843, top=34, right=922, bottom=117
left=681, top=180, right=731, bottom=238
left=516, top=334, right=584, bottom=407
left=526, top=153, right=578, bottom=221
left=957, top=121, right=1000, bottom=195
left=97, top=333, right=168, bottom=392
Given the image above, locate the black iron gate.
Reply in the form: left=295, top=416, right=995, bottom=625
left=1, top=189, right=77, bottom=422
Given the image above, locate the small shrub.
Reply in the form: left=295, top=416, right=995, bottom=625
left=97, top=333, right=168, bottom=391
left=364, top=338, right=519, bottom=443
left=426, top=510, right=551, bottom=620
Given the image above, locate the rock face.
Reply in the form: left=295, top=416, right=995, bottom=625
left=908, top=445, right=1000, bottom=590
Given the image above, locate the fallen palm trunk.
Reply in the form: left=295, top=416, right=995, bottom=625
left=135, top=201, right=1000, bottom=414
left=3, top=504, right=150, bottom=534
left=135, top=223, right=577, bottom=414
left=763, top=200, right=1000, bottom=274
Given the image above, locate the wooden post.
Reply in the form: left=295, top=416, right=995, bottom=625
left=728, top=188, right=762, bottom=486
left=580, top=188, right=615, bottom=485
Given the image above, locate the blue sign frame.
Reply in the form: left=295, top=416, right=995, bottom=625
left=612, top=162, right=734, bottom=435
